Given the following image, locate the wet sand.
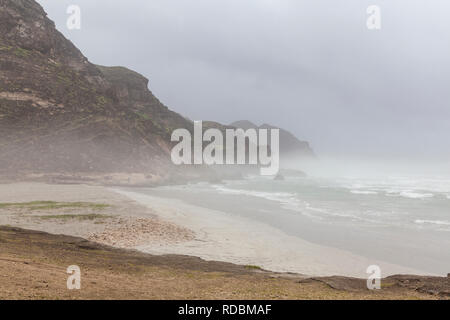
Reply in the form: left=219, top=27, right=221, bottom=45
left=115, top=189, right=426, bottom=277
left=0, top=182, right=427, bottom=278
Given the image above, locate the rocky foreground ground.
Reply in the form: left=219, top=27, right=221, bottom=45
left=0, top=226, right=449, bottom=300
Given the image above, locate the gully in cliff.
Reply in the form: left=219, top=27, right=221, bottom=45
left=171, top=121, right=280, bottom=176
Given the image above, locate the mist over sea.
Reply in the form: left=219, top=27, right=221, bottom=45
left=132, top=161, right=450, bottom=276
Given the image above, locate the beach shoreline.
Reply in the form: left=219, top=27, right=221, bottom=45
left=2, top=181, right=450, bottom=300
left=114, top=188, right=428, bottom=278
left=0, top=182, right=430, bottom=278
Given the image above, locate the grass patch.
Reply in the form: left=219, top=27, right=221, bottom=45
left=96, top=95, right=108, bottom=105
left=13, top=47, right=31, bottom=58
left=37, top=214, right=112, bottom=221
left=381, top=282, right=397, bottom=288
left=0, top=201, right=110, bottom=211
left=245, top=265, right=263, bottom=270
left=134, top=111, right=151, bottom=120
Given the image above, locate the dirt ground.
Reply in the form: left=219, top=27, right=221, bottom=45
left=1, top=226, right=448, bottom=300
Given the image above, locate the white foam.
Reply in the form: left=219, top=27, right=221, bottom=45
left=213, top=185, right=305, bottom=212
left=415, top=219, right=450, bottom=226
left=350, top=190, right=378, bottom=195
left=399, top=191, right=434, bottom=199
left=383, top=189, right=435, bottom=199
left=339, top=176, right=450, bottom=195
left=213, top=185, right=294, bottom=202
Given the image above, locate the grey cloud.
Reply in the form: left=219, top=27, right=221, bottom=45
left=37, top=0, right=450, bottom=160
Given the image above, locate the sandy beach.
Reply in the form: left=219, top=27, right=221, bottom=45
left=114, top=189, right=426, bottom=278
left=0, top=183, right=193, bottom=248
left=0, top=182, right=425, bottom=278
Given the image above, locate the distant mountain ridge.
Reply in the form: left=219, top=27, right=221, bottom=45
left=230, top=120, right=316, bottom=159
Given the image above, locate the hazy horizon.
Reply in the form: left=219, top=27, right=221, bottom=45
left=37, top=0, right=450, bottom=161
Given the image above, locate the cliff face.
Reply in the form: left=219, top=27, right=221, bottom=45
left=0, top=0, right=193, bottom=178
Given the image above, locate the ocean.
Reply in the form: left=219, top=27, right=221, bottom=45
left=132, top=174, right=450, bottom=275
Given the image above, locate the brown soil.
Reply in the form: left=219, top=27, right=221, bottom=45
left=1, top=226, right=448, bottom=300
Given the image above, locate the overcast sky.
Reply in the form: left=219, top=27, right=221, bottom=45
left=37, top=0, right=450, bottom=160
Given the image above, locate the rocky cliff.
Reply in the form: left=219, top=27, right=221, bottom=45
left=0, top=0, right=197, bottom=183
left=0, top=0, right=315, bottom=183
